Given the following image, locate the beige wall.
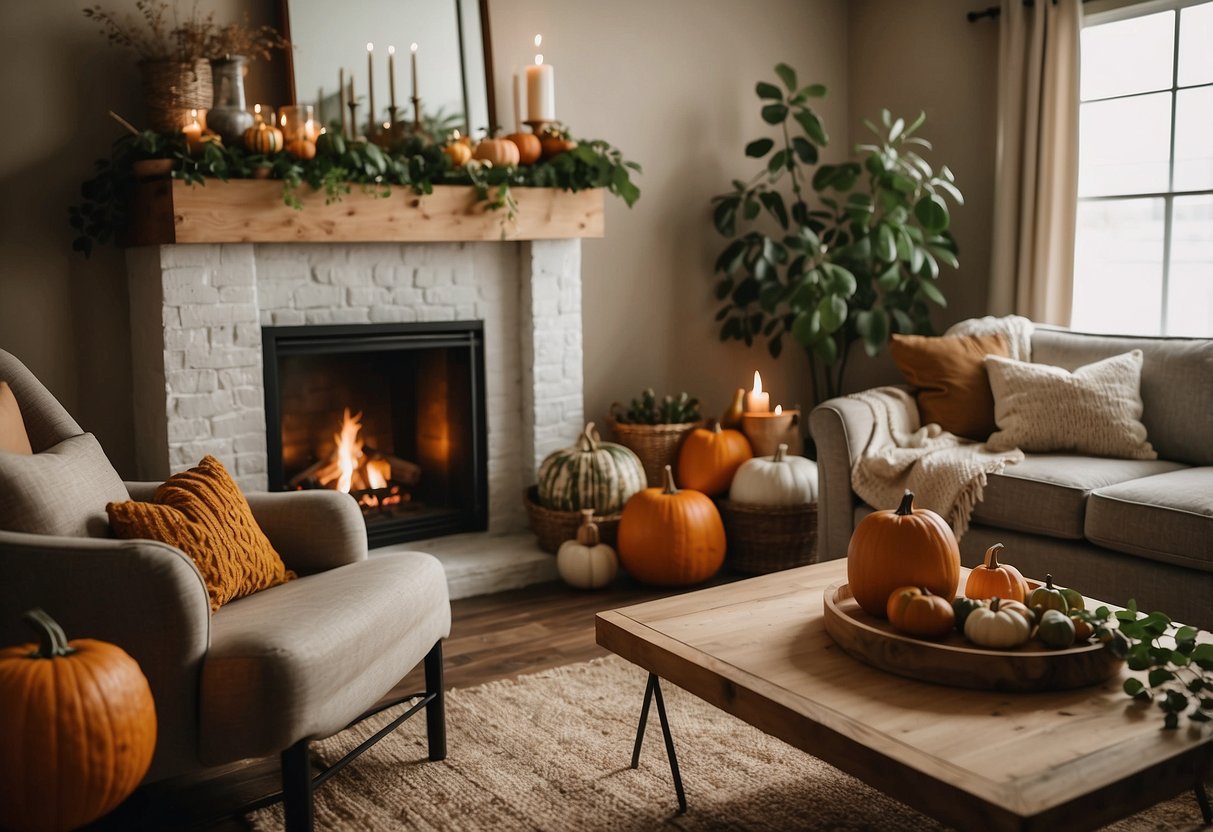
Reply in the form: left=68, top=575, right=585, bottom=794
left=843, top=0, right=1001, bottom=392
left=488, top=0, right=849, bottom=428
left=1, top=0, right=999, bottom=477
left=0, top=0, right=282, bottom=477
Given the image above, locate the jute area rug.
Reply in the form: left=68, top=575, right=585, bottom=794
left=249, top=655, right=1208, bottom=831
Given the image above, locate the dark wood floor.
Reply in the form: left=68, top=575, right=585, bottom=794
left=94, top=576, right=703, bottom=831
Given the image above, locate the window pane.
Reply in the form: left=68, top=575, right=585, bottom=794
left=1072, top=199, right=1165, bottom=335
left=1174, top=86, right=1213, bottom=191
left=1078, top=93, right=1172, bottom=197
left=1178, top=2, right=1213, bottom=87
left=1081, top=11, right=1174, bottom=101
left=1166, top=196, right=1213, bottom=336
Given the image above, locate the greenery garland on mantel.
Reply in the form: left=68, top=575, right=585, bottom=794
left=69, top=126, right=641, bottom=256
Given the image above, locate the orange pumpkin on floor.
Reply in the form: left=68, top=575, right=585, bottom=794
left=617, top=465, right=725, bottom=586
left=846, top=490, right=960, bottom=618
left=677, top=422, right=752, bottom=497
left=0, top=609, right=157, bottom=832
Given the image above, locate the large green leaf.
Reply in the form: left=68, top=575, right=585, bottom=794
left=760, top=191, right=789, bottom=229
left=856, top=308, right=889, bottom=356
left=745, top=138, right=775, bottom=158
left=792, top=136, right=818, bottom=164
left=768, top=149, right=788, bottom=176
left=794, top=108, right=828, bottom=145
left=822, top=263, right=857, bottom=296
left=927, top=243, right=959, bottom=269
left=791, top=309, right=820, bottom=345
left=756, top=81, right=783, bottom=100
left=811, top=165, right=837, bottom=191
left=797, top=83, right=827, bottom=98
left=914, top=194, right=950, bottom=234
left=713, top=197, right=738, bottom=236
left=714, top=239, right=745, bottom=273
left=876, top=223, right=897, bottom=263
left=876, top=262, right=901, bottom=290
left=762, top=104, right=789, bottom=124
left=714, top=277, right=734, bottom=300
left=917, top=277, right=947, bottom=307
left=775, top=63, right=798, bottom=90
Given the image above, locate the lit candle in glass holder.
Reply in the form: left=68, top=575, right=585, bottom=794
left=182, top=109, right=202, bottom=153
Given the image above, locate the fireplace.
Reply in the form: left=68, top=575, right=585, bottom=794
left=262, top=322, right=488, bottom=547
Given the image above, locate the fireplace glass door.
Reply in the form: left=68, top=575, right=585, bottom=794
left=263, top=322, right=487, bottom=547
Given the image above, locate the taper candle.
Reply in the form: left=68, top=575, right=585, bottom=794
left=339, top=67, right=348, bottom=137
left=512, top=72, right=521, bottom=133
left=388, top=45, right=397, bottom=112
left=410, top=43, right=419, bottom=100
left=366, top=42, right=375, bottom=134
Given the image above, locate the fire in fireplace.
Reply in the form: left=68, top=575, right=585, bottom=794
left=263, top=322, right=487, bottom=547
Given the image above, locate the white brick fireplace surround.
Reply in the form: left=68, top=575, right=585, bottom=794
left=125, top=240, right=585, bottom=597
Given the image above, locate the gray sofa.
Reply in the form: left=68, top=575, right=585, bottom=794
left=810, top=327, right=1213, bottom=629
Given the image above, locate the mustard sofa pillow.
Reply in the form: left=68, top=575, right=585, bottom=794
left=108, top=455, right=295, bottom=610
left=890, top=333, right=1010, bottom=441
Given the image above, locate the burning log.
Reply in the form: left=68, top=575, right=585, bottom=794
left=285, top=408, right=421, bottom=494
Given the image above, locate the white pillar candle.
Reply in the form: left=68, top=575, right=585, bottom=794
left=745, top=370, right=770, bottom=413
left=526, top=55, right=555, bottom=121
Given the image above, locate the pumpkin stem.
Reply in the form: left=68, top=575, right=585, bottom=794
left=576, top=509, right=600, bottom=546
left=711, top=421, right=722, bottom=434
left=773, top=443, right=788, bottom=463
left=983, top=543, right=1004, bottom=570
left=579, top=422, right=598, bottom=452
left=990, top=597, right=1002, bottom=613
left=23, top=608, right=76, bottom=659
left=896, top=490, right=915, bottom=516
left=661, top=464, right=679, bottom=495
left=1045, top=573, right=1055, bottom=589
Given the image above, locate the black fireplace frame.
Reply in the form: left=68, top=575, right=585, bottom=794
left=262, top=322, right=488, bottom=548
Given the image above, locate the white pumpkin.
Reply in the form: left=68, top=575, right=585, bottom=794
left=557, top=510, right=619, bottom=589
left=728, top=443, right=818, bottom=505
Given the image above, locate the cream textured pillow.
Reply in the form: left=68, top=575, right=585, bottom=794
left=984, top=350, right=1156, bottom=459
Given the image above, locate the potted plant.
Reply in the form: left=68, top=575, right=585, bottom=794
left=607, top=388, right=703, bottom=487
left=710, top=63, right=965, bottom=407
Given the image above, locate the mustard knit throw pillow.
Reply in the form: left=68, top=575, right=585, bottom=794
left=107, top=455, right=295, bottom=610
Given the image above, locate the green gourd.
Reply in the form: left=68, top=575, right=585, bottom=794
left=1037, top=609, right=1077, bottom=649
left=537, top=422, right=645, bottom=513
left=1028, top=574, right=1069, bottom=615
left=951, top=597, right=986, bottom=632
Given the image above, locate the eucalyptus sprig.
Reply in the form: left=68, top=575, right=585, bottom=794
left=1076, top=601, right=1213, bottom=729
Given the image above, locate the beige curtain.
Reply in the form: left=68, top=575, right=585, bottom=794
left=989, top=0, right=1082, bottom=325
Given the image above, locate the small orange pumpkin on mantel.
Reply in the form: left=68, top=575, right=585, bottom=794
left=443, top=141, right=472, bottom=167
left=617, top=465, right=726, bottom=587
left=473, top=136, right=521, bottom=167
left=0, top=609, right=157, bottom=832
left=677, top=422, right=752, bottom=497
left=846, top=490, right=961, bottom=618
left=964, top=543, right=1028, bottom=603
left=505, top=132, right=542, bottom=165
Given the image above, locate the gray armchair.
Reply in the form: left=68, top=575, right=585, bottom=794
left=0, top=349, right=451, bottom=831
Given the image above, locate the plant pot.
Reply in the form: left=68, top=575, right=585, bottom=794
left=131, top=159, right=175, bottom=180
left=207, top=56, right=255, bottom=146
left=139, top=59, right=213, bottom=134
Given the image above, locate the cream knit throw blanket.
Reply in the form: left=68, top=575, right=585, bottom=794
left=849, top=387, right=1024, bottom=537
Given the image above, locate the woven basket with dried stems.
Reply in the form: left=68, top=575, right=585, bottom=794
left=139, top=58, right=212, bottom=133
left=606, top=406, right=702, bottom=487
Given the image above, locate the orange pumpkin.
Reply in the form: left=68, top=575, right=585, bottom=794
left=285, top=139, right=317, bottom=160
left=886, top=586, right=955, bottom=639
left=617, top=465, right=726, bottom=586
left=243, top=124, right=284, bottom=154
left=0, top=609, right=156, bottom=832
left=540, top=132, right=577, bottom=160
left=443, top=141, right=473, bottom=167
left=473, top=137, right=521, bottom=167
left=964, top=543, right=1028, bottom=603
left=677, top=422, right=752, bottom=497
left=505, top=132, right=542, bottom=164
left=846, top=490, right=960, bottom=618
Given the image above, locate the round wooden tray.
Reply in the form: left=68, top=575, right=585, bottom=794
left=822, top=582, right=1124, bottom=692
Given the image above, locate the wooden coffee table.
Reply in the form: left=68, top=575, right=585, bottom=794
left=596, top=559, right=1213, bottom=831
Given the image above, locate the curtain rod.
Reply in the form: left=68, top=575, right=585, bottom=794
left=968, top=0, right=1092, bottom=22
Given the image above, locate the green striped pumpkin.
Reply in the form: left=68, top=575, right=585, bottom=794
left=537, top=422, right=645, bottom=513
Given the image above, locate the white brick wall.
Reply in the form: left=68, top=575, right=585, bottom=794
left=127, top=238, right=584, bottom=535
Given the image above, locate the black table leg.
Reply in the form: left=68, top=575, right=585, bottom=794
left=1196, top=781, right=1211, bottom=825
left=630, top=672, right=687, bottom=814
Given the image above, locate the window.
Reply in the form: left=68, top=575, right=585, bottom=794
left=1072, top=1, right=1213, bottom=336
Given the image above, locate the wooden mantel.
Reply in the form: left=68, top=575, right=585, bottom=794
left=125, top=179, right=605, bottom=245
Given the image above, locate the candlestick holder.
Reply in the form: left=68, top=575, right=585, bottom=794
left=524, top=119, right=553, bottom=135
left=742, top=410, right=803, bottom=458
left=411, top=95, right=423, bottom=130
left=346, top=101, right=361, bottom=140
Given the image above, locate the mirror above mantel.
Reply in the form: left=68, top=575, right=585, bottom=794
left=280, top=0, right=495, bottom=138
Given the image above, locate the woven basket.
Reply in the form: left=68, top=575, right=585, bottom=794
left=139, top=59, right=213, bottom=133
left=606, top=409, right=702, bottom=487
left=524, top=486, right=621, bottom=554
left=717, top=499, right=818, bottom=575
